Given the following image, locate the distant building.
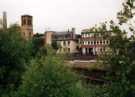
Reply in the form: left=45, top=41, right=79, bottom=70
left=21, top=15, right=33, bottom=40
left=80, top=29, right=110, bottom=56
left=44, top=31, right=54, bottom=45
left=44, top=28, right=80, bottom=54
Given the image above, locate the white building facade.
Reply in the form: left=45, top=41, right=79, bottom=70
left=80, top=30, right=110, bottom=56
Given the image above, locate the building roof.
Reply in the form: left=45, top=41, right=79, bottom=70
left=33, top=33, right=44, bottom=39
left=54, top=31, right=73, bottom=35
left=21, top=15, right=32, bottom=18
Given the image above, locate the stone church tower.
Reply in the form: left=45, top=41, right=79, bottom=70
left=21, top=15, right=33, bottom=40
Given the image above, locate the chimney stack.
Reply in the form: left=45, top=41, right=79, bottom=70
left=3, top=11, right=7, bottom=30
left=71, top=27, right=75, bottom=33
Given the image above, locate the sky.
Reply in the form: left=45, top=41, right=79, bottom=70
left=0, top=0, right=123, bottom=34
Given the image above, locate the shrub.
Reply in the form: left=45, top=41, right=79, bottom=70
left=17, top=50, right=85, bottom=97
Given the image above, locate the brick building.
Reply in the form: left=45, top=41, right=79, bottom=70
left=21, top=15, right=33, bottom=40
left=44, top=31, right=54, bottom=45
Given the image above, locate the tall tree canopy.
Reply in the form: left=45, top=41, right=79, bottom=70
left=0, top=24, right=32, bottom=96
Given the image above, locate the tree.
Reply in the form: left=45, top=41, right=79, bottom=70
left=31, top=34, right=47, bottom=57
left=16, top=48, right=85, bottom=97
left=51, top=40, right=59, bottom=50
left=117, top=0, right=135, bottom=24
left=0, top=24, right=32, bottom=96
left=101, top=0, right=135, bottom=96
left=100, top=22, right=135, bottom=97
left=117, top=0, right=135, bottom=35
left=87, top=1, right=135, bottom=95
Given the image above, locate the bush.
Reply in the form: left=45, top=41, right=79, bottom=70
left=16, top=49, right=85, bottom=97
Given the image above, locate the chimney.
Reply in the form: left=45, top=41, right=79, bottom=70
left=71, top=27, right=76, bottom=39
left=3, top=11, right=7, bottom=30
left=71, top=27, right=75, bottom=33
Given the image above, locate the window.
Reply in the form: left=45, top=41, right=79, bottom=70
left=68, top=41, right=70, bottom=45
left=29, top=32, right=32, bottom=37
left=103, top=41, right=105, bottom=44
left=63, top=41, right=66, bottom=46
left=28, top=20, right=32, bottom=25
left=22, top=19, right=26, bottom=25
left=68, top=48, right=70, bottom=52
left=91, top=41, right=93, bottom=45
left=88, top=41, right=90, bottom=45
left=100, top=48, right=102, bottom=52
left=94, top=41, right=96, bottom=45
left=100, top=41, right=102, bottom=44
left=107, top=40, right=109, bottom=44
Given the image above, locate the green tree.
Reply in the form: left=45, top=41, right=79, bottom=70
left=31, top=34, right=47, bottom=57
left=51, top=40, right=59, bottom=50
left=117, top=0, right=135, bottom=24
left=101, top=0, right=135, bottom=96
left=100, top=22, right=135, bottom=97
left=0, top=24, right=32, bottom=96
left=117, top=0, right=135, bottom=35
left=16, top=48, right=85, bottom=97
left=90, top=0, right=135, bottom=96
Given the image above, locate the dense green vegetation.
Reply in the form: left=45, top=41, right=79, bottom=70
left=15, top=48, right=85, bottom=97
left=0, top=24, right=32, bottom=96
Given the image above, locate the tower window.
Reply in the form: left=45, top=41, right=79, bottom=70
left=28, top=20, right=32, bottom=25
left=22, top=19, right=27, bottom=25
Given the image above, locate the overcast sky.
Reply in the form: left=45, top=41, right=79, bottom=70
left=0, top=0, right=123, bottom=33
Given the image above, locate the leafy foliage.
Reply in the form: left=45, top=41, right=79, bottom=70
left=51, top=40, right=59, bottom=50
left=101, top=23, right=135, bottom=97
left=0, top=24, right=32, bottom=96
left=31, top=34, right=47, bottom=57
left=117, top=0, right=135, bottom=24
left=16, top=48, right=85, bottom=97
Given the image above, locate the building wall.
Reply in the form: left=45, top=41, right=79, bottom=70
left=21, top=15, right=33, bottom=40
left=44, top=28, right=79, bottom=54
left=57, top=40, right=78, bottom=54
left=44, top=31, right=54, bottom=45
left=70, top=40, right=78, bottom=53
